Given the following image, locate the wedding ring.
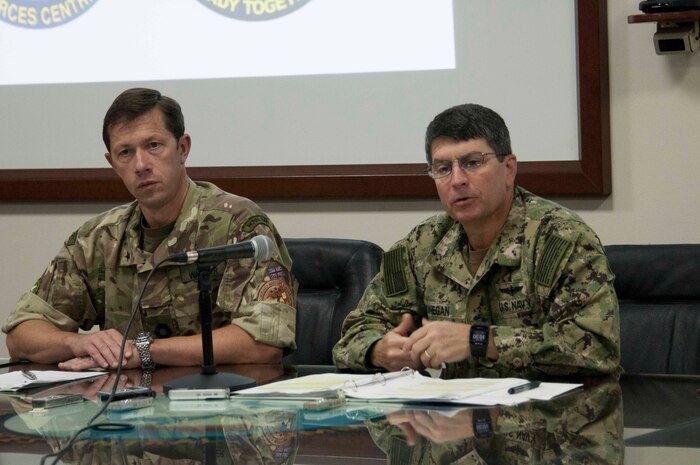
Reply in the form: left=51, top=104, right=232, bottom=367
left=424, top=350, right=433, bottom=359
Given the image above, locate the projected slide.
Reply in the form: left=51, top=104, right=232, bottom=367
left=0, top=0, right=455, bottom=85
left=0, top=1, right=580, bottom=173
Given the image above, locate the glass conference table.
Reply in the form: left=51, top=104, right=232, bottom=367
left=0, top=363, right=698, bottom=464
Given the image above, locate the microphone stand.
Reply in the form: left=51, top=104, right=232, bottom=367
left=163, top=261, right=256, bottom=394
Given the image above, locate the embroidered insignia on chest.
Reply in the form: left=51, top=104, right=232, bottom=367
left=500, top=284, right=521, bottom=296
left=535, top=235, right=573, bottom=287
left=498, top=299, right=529, bottom=313
left=427, top=303, right=450, bottom=317
left=383, top=246, right=408, bottom=296
left=178, top=264, right=223, bottom=283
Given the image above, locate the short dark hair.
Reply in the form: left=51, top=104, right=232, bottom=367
left=102, top=88, right=185, bottom=152
left=424, top=103, right=511, bottom=164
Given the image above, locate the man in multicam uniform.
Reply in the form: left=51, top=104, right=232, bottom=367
left=3, top=88, right=297, bottom=371
left=333, top=103, right=620, bottom=377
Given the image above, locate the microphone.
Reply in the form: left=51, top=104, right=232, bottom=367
left=167, top=235, right=275, bottom=265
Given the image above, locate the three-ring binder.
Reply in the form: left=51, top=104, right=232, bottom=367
left=342, top=367, right=414, bottom=392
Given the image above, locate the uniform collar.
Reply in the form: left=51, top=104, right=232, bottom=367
left=428, top=188, right=526, bottom=286
left=119, top=179, right=200, bottom=271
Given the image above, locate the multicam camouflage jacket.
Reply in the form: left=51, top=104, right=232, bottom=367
left=333, top=187, right=620, bottom=377
left=3, top=180, right=297, bottom=350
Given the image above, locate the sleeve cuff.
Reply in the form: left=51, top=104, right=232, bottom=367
left=2, top=292, right=81, bottom=334
left=491, top=325, right=533, bottom=370
left=232, top=301, right=296, bottom=350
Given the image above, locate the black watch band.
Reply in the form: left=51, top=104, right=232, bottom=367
left=469, top=324, right=490, bottom=358
left=472, top=408, right=493, bottom=439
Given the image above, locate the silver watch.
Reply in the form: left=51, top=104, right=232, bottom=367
left=134, top=332, right=155, bottom=371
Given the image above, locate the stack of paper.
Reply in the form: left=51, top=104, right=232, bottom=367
left=234, top=369, right=581, bottom=406
left=0, top=370, right=107, bottom=392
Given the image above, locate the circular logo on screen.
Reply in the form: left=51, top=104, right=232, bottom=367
left=0, top=0, right=97, bottom=29
left=197, top=0, right=312, bottom=21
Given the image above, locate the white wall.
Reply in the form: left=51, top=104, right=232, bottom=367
left=1, top=1, right=699, bottom=358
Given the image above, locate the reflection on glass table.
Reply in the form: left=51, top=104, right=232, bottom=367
left=0, top=364, right=698, bottom=465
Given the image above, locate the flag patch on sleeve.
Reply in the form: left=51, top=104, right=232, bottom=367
left=383, top=246, right=408, bottom=296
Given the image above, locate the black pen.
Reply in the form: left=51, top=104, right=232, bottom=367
left=508, top=381, right=540, bottom=395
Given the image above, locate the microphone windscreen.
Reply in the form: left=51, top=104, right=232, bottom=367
left=250, top=235, right=276, bottom=261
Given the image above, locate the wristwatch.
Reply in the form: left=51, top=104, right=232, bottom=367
left=469, top=324, right=490, bottom=358
left=134, top=332, right=155, bottom=371
left=472, top=408, right=493, bottom=439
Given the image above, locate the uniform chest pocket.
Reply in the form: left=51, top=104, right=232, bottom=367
left=492, top=281, right=542, bottom=327
left=139, top=278, right=179, bottom=338
left=140, top=265, right=228, bottom=338
left=425, top=301, right=463, bottom=322
left=178, top=263, right=224, bottom=284
left=424, top=279, right=472, bottom=321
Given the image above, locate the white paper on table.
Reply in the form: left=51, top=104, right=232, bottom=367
left=0, top=370, right=107, bottom=391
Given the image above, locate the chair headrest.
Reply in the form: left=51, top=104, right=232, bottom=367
left=605, top=244, right=700, bottom=299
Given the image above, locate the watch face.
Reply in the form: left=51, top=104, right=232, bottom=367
left=475, top=419, right=490, bottom=435
left=470, top=325, right=489, bottom=358
left=473, top=409, right=492, bottom=438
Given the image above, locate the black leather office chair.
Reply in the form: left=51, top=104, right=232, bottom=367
left=284, top=238, right=383, bottom=365
left=605, top=244, right=700, bottom=374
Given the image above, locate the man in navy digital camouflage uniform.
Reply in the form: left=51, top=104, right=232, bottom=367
left=333, top=104, right=619, bottom=378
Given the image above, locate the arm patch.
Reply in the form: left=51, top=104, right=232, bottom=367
left=241, top=214, right=271, bottom=234
left=535, top=235, right=574, bottom=287
left=383, top=246, right=408, bottom=296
